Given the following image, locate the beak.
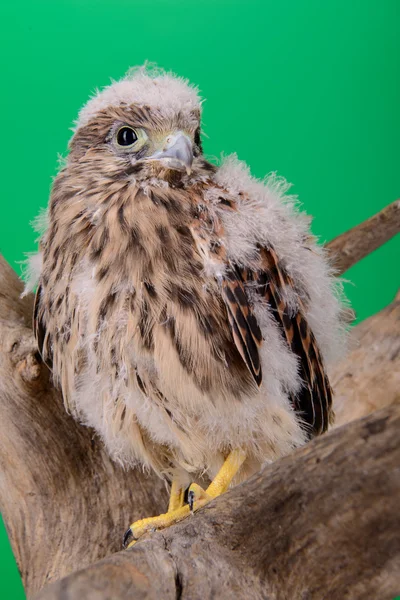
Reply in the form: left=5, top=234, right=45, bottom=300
left=148, top=132, right=194, bottom=175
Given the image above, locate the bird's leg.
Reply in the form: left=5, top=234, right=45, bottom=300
left=167, top=478, right=185, bottom=512
left=123, top=450, right=246, bottom=548
left=188, top=448, right=246, bottom=507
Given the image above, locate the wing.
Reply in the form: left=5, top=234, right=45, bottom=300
left=189, top=186, right=332, bottom=435
left=245, top=246, right=333, bottom=436
left=220, top=253, right=332, bottom=435
left=189, top=196, right=263, bottom=387
left=220, top=267, right=263, bottom=386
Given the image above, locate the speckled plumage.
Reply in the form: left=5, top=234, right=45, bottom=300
left=29, top=67, right=346, bottom=488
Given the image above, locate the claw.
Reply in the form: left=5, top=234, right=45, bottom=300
left=188, top=490, right=195, bottom=513
left=123, top=527, right=134, bottom=549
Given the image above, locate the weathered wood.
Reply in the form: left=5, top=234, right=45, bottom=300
left=0, top=199, right=399, bottom=599
left=332, top=289, right=400, bottom=426
left=33, top=404, right=400, bottom=600
left=325, top=199, right=400, bottom=275
left=0, top=256, right=168, bottom=598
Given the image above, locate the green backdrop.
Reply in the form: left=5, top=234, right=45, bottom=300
left=1, top=0, right=399, bottom=597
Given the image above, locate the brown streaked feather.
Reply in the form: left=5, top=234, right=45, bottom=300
left=256, top=247, right=332, bottom=435
left=189, top=196, right=263, bottom=388
left=221, top=268, right=263, bottom=387
left=33, top=284, right=53, bottom=370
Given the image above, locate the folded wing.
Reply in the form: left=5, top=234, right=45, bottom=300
left=221, top=247, right=332, bottom=436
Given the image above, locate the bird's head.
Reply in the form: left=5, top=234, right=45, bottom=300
left=67, top=66, right=206, bottom=183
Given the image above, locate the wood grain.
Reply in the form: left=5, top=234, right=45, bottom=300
left=332, top=289, right=400, bottom=426
left=33, top=405, right=400, bottom=600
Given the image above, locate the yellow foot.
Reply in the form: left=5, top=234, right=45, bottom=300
left=123, top=449, right=247, bottom=548
left=188, top=447, right=247, bottom=509
left=123, top=500, right=208, bottom=548
left=187, top=482, right=212, bottom=511
left=123, top=477, right=193, bottom=548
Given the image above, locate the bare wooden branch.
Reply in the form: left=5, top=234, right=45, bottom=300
left=325, top=199, right=400, bottom=274
left=0, top=199, right=399, bottom=599
left=33, top=404, right=400, bottom=600
left=331, top=288, right=400, bottom=426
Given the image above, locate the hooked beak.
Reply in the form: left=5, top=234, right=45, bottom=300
left=148, top=132, right=194, bottom=175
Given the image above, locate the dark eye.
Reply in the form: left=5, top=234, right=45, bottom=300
left=116, top=126, right=138, bottom=147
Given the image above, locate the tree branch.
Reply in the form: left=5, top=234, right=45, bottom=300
left=33, top=404, right=400, bottom=600
left=325, top=199, right=400, bottom=274
left=0, top=200, right=399, bottom=599
left=331, top=288, right=400, bottom=426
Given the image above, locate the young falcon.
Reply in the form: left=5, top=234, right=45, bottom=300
left=28, top=66, right=346, bottom=547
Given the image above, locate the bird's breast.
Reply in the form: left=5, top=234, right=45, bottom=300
left=87, top=184, right=253, bottom=399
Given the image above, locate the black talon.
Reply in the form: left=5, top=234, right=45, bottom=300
left=188, top=490, right=195, bottom=512
left=123, top=527, right=134, bottom=549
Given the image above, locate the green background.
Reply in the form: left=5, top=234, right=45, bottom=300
left=0, top=0, right=399, bottom=597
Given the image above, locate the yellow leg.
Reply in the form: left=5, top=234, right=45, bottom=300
left=207, top=448, right=246, bottom=497
left=123, top=450, right=246, bottom=548
left=168, top=479, right=185, bottom=512
left=188, top=448, right=247, bottom=505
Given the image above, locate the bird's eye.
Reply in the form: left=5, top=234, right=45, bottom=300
left=116, top=127, right=138, bottom=147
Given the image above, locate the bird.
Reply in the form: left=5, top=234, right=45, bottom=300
left=27, top=65, right=346, bottom=547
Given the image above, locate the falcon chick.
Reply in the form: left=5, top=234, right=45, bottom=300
left=29, top=66, right=345, bottom=546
